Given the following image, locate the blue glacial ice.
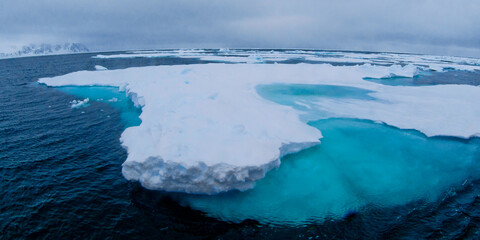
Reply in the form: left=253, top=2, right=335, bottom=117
left=178, top=118, right=480, bottom=225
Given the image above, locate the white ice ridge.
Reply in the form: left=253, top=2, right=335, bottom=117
left=39, top=63, right=480, bottom=193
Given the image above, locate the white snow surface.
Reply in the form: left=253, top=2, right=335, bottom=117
left=39, top=63, right=480, bottom=193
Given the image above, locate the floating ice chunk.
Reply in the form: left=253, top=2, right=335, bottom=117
left=95, top=65, right=108, bottom=71
left=70, top=98, right=90, bottom=108
left=385, top=64, right=419, bottom=77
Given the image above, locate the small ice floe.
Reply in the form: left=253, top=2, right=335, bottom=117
left=247, top=54, right=264, bottom=64
left=95, top=65, right=108, bottom=71
left=108, top=97, right=118, bottom=102
left=70, top=98, right=90, bottom=108
left=218, top=48, right=230, bottom=53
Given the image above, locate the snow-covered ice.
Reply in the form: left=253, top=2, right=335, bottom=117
left=39, top=61, right=480, bottom=194
left=93, top=49, right=480, bottom=72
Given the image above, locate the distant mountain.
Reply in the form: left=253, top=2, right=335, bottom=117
left=0, top=43, right=89, bottom=59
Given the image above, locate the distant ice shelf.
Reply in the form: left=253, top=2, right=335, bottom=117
left=93, top=49, right=480, bottom=72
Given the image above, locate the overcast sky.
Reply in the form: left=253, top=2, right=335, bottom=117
left=1, top=0, right=479, bottom=57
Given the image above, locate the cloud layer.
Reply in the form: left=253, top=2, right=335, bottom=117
left=1, top=0, right=479, bottom=57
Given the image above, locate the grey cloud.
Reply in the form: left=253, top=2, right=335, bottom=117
left=1, top=0, right=479, bottom=57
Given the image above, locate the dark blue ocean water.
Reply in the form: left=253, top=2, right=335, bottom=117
left=1, top=51, right=480, bottom=239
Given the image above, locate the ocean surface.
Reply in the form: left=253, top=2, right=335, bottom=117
left=1, top=50, right=480, bottom=239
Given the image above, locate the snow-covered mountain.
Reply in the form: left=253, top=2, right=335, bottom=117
left=0, top=43, right=89, bottom=59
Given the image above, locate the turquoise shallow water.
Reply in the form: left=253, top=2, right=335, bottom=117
left=58, top=86, right=142, bottom=128
left=179, top=118, right=480, bottom=225
left=256, top=83, right=376, bottom=120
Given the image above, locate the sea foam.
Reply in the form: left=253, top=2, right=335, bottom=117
left=70, top=98, right=90, bottom=108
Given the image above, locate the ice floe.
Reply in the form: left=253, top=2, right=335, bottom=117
left=39, top=62, right=480, bottom=193
left=92, top=49, right=480, bottom=72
